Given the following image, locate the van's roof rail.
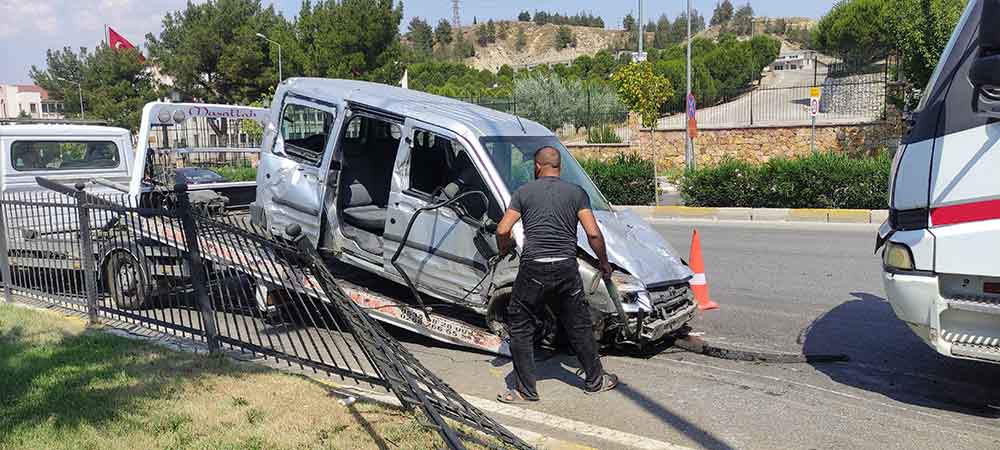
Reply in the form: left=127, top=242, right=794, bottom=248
left=0, top=118, right=110, bottom=126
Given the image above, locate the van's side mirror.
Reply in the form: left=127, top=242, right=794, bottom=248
left=971, top=0, right=1000, bottom=118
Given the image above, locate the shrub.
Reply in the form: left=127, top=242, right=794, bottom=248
left=586, top=125, right=623, bottom=144
left=215, top=165, right=258, bottom=182
left=679, top=152, right=891, bottom=209
left=579, top=153, right=655, bottom=206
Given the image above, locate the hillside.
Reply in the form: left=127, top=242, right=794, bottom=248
left=456, top=22, right=628, bottom=72
left=450, top=17, right=816, bottom=73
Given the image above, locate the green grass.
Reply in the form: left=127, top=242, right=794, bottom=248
left=214, top=165, right=258, bottom=182
left=0, top=304, right=459, bottom=450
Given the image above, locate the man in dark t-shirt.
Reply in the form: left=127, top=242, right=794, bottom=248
left=494, top=146, right=619, bottom=404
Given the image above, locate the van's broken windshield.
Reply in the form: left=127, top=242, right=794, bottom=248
left=480, top=136, right=611, bottom=211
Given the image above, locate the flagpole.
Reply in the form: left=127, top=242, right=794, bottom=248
left=105, top=24, right=109, bottom=47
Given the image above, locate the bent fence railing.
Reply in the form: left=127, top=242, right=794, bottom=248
left=0, top=181, right=530, bottom=450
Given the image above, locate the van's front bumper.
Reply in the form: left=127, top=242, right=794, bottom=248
left=883, top=270, right=1000, bottom=364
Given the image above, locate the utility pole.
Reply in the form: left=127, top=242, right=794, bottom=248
left=452, top=0, right=461, bottom=32
left=637, top=0, right=644, bottom=57
left=685, top=0, right=695, bottom=170
left=256, top=33, right=282, bottom=85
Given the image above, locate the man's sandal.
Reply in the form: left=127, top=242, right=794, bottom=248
left=497, top=389, right=539, bottom=404
left=585, top=373, right=619, bottom=394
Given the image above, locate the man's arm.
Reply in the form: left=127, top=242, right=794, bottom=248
left=578, top=208, right=612, bottom=276
left=496, top=208, right=522, bottom=256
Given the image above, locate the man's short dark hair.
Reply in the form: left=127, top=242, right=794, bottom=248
left=535, top=146, right=561, bottom=169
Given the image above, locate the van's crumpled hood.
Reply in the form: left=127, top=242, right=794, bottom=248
left=577, top=209, right=693, bottom=286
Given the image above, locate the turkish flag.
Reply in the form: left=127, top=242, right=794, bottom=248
left=108, top=26, right=145, bottom=62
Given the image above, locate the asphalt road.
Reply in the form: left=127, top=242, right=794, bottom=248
left=392, top=219, right=1000, bottom=450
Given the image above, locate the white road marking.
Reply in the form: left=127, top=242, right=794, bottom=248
left=464, top=395, right=698, bottom=450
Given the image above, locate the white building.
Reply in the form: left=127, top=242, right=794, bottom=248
left=771, top=51, right=817, bottom=71
left=0, top=84, right=64, bottom=120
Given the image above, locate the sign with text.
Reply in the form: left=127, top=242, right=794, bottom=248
left=809, top=87, right=821, bottom=117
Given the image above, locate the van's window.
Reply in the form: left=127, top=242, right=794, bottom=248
left=11, top=141, right=120, bottom=172
left=480, top=136, right=611, bottom=211
left=278, top=102, right=334, bottom=166
left=408, top=130, right=456, bottom=196
left=409, top=130, right=500, bottom=220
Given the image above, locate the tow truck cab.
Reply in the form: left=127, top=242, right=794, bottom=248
left=881, top=0, right=1000, bottom=363
left=0, top=123, right=134, bottom=193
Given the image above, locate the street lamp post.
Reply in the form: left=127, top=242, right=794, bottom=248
left=56, top=76, right=84, bottom=120
left=256, top=33, right=282, bottom=85
left=684, top=0, right=695, bottom=170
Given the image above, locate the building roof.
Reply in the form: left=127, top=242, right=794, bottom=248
left=14, top=85, right=49, bottom=100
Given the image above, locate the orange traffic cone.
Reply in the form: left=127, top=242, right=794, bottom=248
left=689, top=229, right=719, bottom=311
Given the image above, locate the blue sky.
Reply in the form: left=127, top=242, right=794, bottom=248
left=1, top=1, right=837, bottom=84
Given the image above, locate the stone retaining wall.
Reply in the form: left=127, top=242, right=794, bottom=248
left=567, top=114, right=902, bottom=171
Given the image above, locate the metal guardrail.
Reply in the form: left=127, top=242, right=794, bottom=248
left=0, top=181, right=531, bottom=450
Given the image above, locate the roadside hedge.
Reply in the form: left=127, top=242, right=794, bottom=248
left=679, top=152, right=891, bottom=209
left=579, top=153, right=655, bottom=206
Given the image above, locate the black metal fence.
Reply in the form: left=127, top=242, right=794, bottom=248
left=655, top=78, right=888, bottom=129
left=0, top=181, right=530, bottom=450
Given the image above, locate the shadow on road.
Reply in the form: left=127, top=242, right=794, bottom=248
left=802, top=292, right=1000, bottom=417
left=615, top=381, right=737, bottom=450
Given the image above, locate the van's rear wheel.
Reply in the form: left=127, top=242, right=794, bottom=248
left=105, top=250, right=153, bottom=310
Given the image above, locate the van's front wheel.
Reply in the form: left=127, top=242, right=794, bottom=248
left=105, top=250, right=153, bottom=310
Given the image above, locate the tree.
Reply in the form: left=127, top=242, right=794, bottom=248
left=453, top=32, right=475, bottom=58
left=31, top=45, right=157, bottom=130
left=518, top=11, right=531, bottom=22
left=555, top=25, right=575, bottom=49
left=145, top=0, right=285, bottom=104
left=290, top=0, right=404, bottom=83
left=434, top=19, right=453, bottom=46
left=497, top=21, right=509, bottom=40
left=888, top=0, right=965, bottom=89
left=653, top=15, right=672, bottom=48
left=669, top=13, right=689, bottom=44
left=732, top=3, right=755, bottom=36
left=813, top=0, right=894, bottom=64
left=407, top=17, right=434, bottom=56
left=711, top=0, right=735, bottom=28
left=515, top=27, right=528, bottom=51
left=613, top=62, right=673, bottom=128
left=691, top=9, right=707, bottom=33
left=486, top=20, right=497, bottom=43
left=623, top=13, right=636, bottom=32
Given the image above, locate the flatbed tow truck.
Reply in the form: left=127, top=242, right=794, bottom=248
left=6, top=97, right=706, bottom=358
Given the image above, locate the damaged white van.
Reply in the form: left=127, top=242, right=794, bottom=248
left=250, top=78, right=697, bottom=347
left=880, top=0, right=1000, bottom=363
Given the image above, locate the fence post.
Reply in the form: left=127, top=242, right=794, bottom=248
left=75, top=183, right=100, bottom=324
left=175, top=184, right=220, bottom=353
left=749, top=89, right=754, bottom=126
left=0, top=198, right=11, bottom=303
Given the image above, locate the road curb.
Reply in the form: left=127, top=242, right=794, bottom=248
left=627, top=206, right=887, bottom=224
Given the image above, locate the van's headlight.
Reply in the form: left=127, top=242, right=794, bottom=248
left=884, top=242, right=915, bottom=271
left=610, top=272, right=651, bottom=306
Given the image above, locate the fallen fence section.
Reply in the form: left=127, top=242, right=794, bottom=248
left=0, top=181, right=530, bottom=450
